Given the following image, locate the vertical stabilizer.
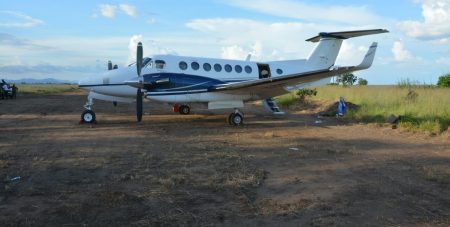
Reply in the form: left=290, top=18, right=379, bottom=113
left=306, top=38, right=343, bottom=70
left=305, top=29, right=388, bottom=71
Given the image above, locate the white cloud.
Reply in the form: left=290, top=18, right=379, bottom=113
left=128, top=35, right=143, bottom=64
left=227, top=0, right=383, bottom=25
left=186, top=18, right=381, bottom=62
left=392, top=41, right=413, bottom=61
left=221, top=42, right=265, bottom=60
left=99, top=4, right=117, bottom=18
left=98, top=4, right=138, bottom=18
left=119, top=4, right=137, bottom=17
left=335, top=42, right=369, bottom=65
left=0, top=11, right=44, bottom=28
left=146, top=18, right=157, bottom=24
left=186, top=18, right=322, bottom=60
left=398, top=0, right=450, bottom=40
left=436, top=57, right=450, bottom=65
left=127, top=35, right=178, bottom=65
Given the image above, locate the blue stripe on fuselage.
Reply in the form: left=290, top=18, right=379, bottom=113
left=143, top=72, right=249, bottom=92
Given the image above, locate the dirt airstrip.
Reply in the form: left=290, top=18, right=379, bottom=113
left=0, top=90, right=449, bottom=226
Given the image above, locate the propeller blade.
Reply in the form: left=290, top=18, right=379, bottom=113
left=136, top=88, right=143, bottom=122
left=136, top=42, right=143, bottom=77
left=108, top=60, right=112, bottom=70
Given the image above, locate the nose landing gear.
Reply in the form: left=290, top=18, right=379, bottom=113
left=80, top=96, right=96, bottom=124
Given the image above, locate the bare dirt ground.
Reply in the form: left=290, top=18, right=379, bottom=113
left=1, top=90, right=449, bottom=226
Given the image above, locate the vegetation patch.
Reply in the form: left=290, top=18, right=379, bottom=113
left=277, top=85, right=450, bottom=134
left=17, top=84, right=78, bottom=95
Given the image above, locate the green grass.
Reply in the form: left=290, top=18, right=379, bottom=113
left=277, top=86, right=450, bottom=134
left=275, top=93, right=298, bottom=107
left=16, top=84, right=79, bottom=95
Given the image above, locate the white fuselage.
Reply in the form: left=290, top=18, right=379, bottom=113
left=79, top=38, right=341, bottom=107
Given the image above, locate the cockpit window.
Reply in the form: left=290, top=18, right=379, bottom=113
left=142, top=57, right=151, bottom=67
left=128, top=57, right=152, bottom=68
left=155, top=60, right=166, bottom=69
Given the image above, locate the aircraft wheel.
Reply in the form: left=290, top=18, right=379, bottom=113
left=229, top=113, right=243, bottom=126
left=81, top=110, right=96, bottom=123
left=179, top=105, right=190, bottom=115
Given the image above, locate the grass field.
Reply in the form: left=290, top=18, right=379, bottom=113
left=16, top=84, right=78, bottom=95
left=277, top=85, right=450, bottom=134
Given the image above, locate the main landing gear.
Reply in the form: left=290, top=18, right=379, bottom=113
left=172, top=104, right=191, bottom=115
left=227, top=109, right=244, bottom=126
left=80, top=97, right=96, bottom=124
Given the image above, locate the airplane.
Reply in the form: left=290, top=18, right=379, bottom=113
left=78, top=29, right=388, bottom=126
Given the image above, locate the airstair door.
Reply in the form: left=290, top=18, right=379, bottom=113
left=257, top=63, right=271, bottom=79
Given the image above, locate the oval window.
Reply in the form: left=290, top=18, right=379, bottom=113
left=214, top=64, right=222, bottom=72
left=276, top=69, right=283, bottom=75
left=235, top=65, right=242, bottom=73
left=203, top=63, right=211, bottom=71
left=245, top=65, right=252, bottom=74
left=179, top=61, right=188, bottom=70
left=191, top=62, right=200, bottom=70
left=224, top=64, right=232, bottom=72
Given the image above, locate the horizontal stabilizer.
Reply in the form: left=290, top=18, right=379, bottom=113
left=306, top=29, right=388, bottom=42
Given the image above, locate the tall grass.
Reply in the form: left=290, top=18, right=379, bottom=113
left=17, top=84, right=78, bottom=95
left=311, top=86, right=450, bottom=134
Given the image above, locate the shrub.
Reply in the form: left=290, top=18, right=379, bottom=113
left=358, top=78, right=368, bottom=86
left=295, top=88, right=317, bottom=102
left=437, top=74, right=450, bottom=88
left=336, top=73, right=357, bottom=86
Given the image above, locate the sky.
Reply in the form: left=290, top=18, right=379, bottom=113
left=1, top=0, right=450, bottom=84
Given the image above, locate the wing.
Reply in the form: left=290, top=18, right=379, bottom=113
left=210, top=42, right=378, bottom=98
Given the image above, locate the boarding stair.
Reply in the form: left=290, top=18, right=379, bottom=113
left=262, top=98, right=285, bottom=115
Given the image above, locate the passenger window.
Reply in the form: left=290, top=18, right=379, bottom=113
left=224, top=64, right=232, bottom=73
left=277, top=69, right=283, bottom=75
left=214, top=64, right=222, bottom=72
left=179, top=61, right=188, bottom=70
left=191, top=62, right=200, bottom=70
left=245, top=65, right=252, bottom=74
left=203, top=63, right=211, bottom=71
left=235, top=65, right=242, bottom=73
left=155, top=60, right=166, bottom=69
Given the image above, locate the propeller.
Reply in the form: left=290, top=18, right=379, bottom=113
left=108, top=60, right=112, bottom=70
left=136, top=42, right=143, bottom=122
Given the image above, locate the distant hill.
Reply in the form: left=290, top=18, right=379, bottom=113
left=3, top=78, right=76, bottom=84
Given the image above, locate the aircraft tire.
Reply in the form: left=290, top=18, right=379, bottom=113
left=230, top=113, right=243, bottom=126
left=81, top=110, right=96, bottom=123
left=179, top=105, right=190, bottom=115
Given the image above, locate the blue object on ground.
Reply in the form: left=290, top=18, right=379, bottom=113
left=337, top=96, right=346, bottom=116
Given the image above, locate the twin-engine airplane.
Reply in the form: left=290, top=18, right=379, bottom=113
left=78, top=29, right=388, bottom=125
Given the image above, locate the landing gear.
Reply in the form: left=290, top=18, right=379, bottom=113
left=179, top=105, right=190, bottom=115
left=80, top=96, right=96, bottom=124
left=227, top=109, right=244, bottom=126
left=81, top=110, right=96, bottom=123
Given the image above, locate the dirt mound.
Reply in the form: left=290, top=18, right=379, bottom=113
left=287, top=99, right=359, bottom=117
left=318, top=101, right=360, bottom=117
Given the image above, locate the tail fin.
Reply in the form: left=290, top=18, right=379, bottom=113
left=306, top=29, right=388, bottom=70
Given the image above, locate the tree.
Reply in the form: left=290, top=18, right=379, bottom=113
left=336, top=73, right=358, bottom=86
left=358, top=78, right=368, bottom=86
left=437, top=74, right=450, bottom=88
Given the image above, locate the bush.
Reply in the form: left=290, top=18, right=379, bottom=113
left=296, top=88, right=317, bottom=102
left=358, top=78, right=368, bottom=86
left=336, top=73, right=357, bottom=86
left=437, top=74, right=450, bottom=88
